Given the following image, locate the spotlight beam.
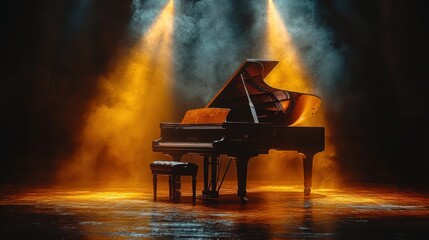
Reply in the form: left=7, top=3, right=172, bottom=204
left=58, top=0, right=175, bottom=185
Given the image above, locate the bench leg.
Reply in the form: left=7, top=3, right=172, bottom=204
left=171, top=175, right=182, bottom=201
left=153, top=174, right=157, bottom=201
left=174, top=176, right=181, bottom=199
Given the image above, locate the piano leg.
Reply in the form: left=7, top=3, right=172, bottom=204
left=302, top=151, right=316, bottom=196
left=211, top=156, right=218, bottom=194
left=203, top=155, right=209, bottom=195
left=235, top=156, right=253, bottom=203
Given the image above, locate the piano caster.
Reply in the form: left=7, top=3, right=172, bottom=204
left=304, top=187, right=311, bottom=196
left=240, top=197, right=248, bottom=204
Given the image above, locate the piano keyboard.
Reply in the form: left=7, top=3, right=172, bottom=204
left=157, top=142, right=214, bottom=148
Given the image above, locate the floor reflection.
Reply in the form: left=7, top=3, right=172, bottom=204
left=0, top=182, right=428, bottom=239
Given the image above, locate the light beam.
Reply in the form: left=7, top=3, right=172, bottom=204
left=58, top=0, right=175, bottom=187
left=265, top=0, right=310, bottom=92
left=262, top=0, right=339, bottom=188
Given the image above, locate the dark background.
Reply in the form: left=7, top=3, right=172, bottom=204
left=1, top=0, right=428, bottom=187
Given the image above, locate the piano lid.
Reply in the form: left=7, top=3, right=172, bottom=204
left=206, top=59, right=321, bottom=126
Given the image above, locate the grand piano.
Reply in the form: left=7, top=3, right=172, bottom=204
left=152, top=59, right=324, bottom=202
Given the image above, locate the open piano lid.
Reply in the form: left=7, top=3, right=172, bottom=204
left=206, top=59, right=321, bottom=126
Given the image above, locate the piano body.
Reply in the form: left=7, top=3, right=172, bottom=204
left=152, top=59, right=324, bottom=202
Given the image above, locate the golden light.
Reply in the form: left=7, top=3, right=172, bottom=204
left=262, top=0, right=339, bottom=188
left=58, top=0, right=175, bottom=187
left=265, top=0, right=309, bottom=92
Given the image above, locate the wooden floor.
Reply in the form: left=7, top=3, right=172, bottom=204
left=1, top=181, right=428, bottom=239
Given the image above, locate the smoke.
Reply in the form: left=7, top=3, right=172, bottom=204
left=130, top=0, right=168, bottom=36
left=268, top=1, right=345, bottom=96
left=251, top=0, right=345, bottom=187
left=172, top=0, right=251, bottom=113
left=57, top=0, right=345, bottom=188
left=171, top=0, right=346, bottom=125
left=129, top=0, right=347, bottom=113
left=4, top=0, right=425, bottom=187
left=57, top=0, right=175, bottom=186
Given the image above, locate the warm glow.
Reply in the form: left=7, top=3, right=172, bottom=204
left=265, top=0, right=309, bottom=92
left=265, top=0, right=325, bottom=127
left=63, top=191, right=143, bottom=201
left=255, top=184, right=427, bottom=213
left=262, top=0, right=339, bottom=188
left=58, top=0, right=175, bottom=186
left=3, top=184, right=427, bottom=238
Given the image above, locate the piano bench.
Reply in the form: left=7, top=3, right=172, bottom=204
left=150, top=161, right=198, bottom=204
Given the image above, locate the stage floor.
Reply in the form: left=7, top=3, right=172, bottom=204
left=1, top=181, right=428, bottom=239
